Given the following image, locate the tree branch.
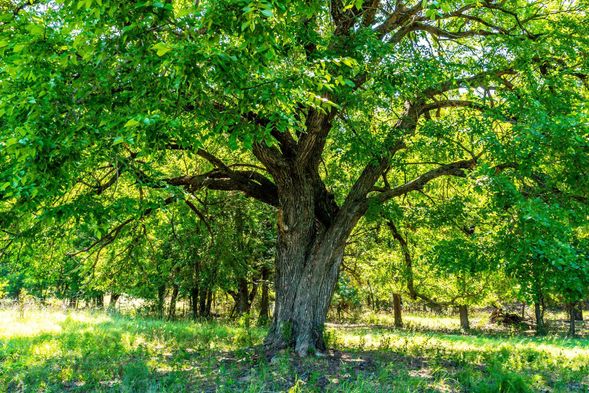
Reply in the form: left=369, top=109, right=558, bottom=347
left=167, top=169, right=279, bottom=207
left=372, top=159, right=477, bottom=203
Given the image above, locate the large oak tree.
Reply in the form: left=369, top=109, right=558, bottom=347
left=1, top=0, right=587, bottom=355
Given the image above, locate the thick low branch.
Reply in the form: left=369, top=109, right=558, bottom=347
left=167, top=169, right=279, bottom=207
left=419, top=99, right=486, bottom=115
left=372, top=159, right=477, bottom=203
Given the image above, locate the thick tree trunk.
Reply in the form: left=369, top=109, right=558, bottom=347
left=459, top=305, right=470, bottom=331
left=258, top=266, right=271, bottom=326
left=393, top=293, right=403, bottom=328
left=253, top=115, right=370, bottom=356
left=534, top=302, right=546, bottom=335
left=265, top=249, right=342, bottom=356
left=263, top=175, right=352, bottom=356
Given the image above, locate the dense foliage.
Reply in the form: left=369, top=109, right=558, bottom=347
left=0, top=0, right=588, bottom=354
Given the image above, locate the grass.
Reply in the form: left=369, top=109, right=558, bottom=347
left=0, top=308, right=588, bottom=392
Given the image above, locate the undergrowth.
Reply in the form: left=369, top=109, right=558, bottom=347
left=0, top=308, right=587, bottom=392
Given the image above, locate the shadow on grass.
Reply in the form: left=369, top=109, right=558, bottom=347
left=1, top=313, right=587, bottom=392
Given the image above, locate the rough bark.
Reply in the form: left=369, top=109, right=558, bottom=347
left=459, top=305, right=470, bottom=331
left=261, top=161, right=353, bottom=356
left=393, top=293, right=403, bottom=328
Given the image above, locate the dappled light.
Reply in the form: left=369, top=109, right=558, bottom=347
left=1, top=308, right=588, bottom=391
left=1, top=0, right=588, bottom=391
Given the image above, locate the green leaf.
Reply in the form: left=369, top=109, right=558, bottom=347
left=152, top=42, right=173, bottom=57
left=124, top=119, right=140, bottom=128
left=112, top=136, right=125, bottom=145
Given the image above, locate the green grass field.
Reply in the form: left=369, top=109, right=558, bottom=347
left=1, top=308, right=588, bottom=392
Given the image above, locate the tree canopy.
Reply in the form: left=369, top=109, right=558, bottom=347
left=1, top=0, right=588, bottom=354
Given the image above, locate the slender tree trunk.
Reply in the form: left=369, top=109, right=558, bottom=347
left=387, top=221, right=417, bottom=299
left=92, top=292, right=104, bottom=308
left=190, top=286, right=199, bottom=320
left=236, top=278, right=250, bottom=315
left=393, top=293, right=403, bottom=328
left=109, top=293, right=120, bottom=311
left=199, top=287, right=207, bottom=317
left=191, top=260, right=201, bottom=320
left=168, top=284, right=179, bottom=320
left=459, top=305, right=470, bottom=331
left=205, top=288, right=213, bottom=317
left=534, top=302, right=546, bottom=335
left=258, top=266, right=271, bottom=326
left=248, top=277, right=259, bottom=311
left=157, top=285, right=166, bottom=319
left=568, top=303, right=576, bottom=337
left=573, top=303, right=583, bottom=321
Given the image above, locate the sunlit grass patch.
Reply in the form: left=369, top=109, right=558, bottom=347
left=0, top=308, right=587, bottom=392
left=0, top=308, right=266, bottom=392
left=325, top=324, right=589, bottom=392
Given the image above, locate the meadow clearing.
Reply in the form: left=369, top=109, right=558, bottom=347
left=1, top=307, right=587, bottom=392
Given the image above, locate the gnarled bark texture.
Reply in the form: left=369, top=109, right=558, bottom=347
left=260, top=160, right=355, bottom=356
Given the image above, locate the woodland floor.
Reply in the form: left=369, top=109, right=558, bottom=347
left=0, top=308, right=588, bottom=392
